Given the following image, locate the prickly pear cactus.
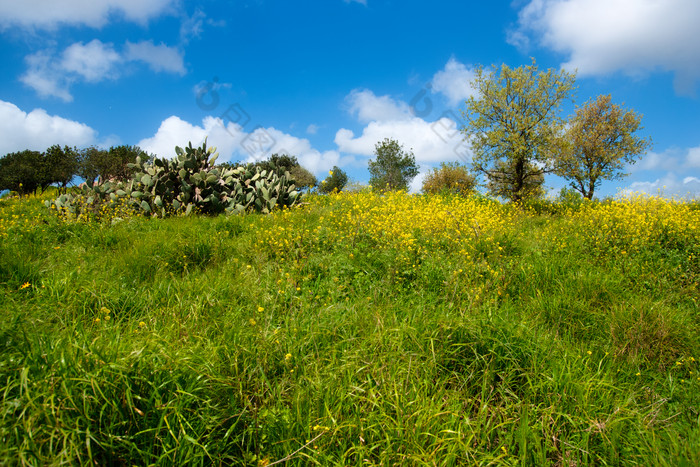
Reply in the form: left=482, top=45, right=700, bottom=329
left=46, top=140, right=303, bottom=219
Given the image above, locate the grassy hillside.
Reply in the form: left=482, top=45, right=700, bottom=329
left=1, top=190, right=698, bottom=465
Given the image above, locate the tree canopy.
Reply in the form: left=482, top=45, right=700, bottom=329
left=555, top=94, right=651, bottom=199
left=319, top=166, right=348, bottom=194
left=422, top=162, right=477, bottom=196
left=461, top=59, right=576, bottom=202
left=368, top=138, right=419, bottom=192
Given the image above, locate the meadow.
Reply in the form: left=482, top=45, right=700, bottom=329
left=0, top=189, right=698, bottom=466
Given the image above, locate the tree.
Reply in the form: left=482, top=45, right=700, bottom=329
left=485, top=160, right=546, bottom=201
left=461, top=59, right=576, bottom=202
left=106, top=145, right=150, bottom=181
left=78, top=145, right=149, bottom=185
left=319, top=166, right=348, bottom=194
left=289, top=165, right=317, bottom=190
left=45, top=145, right=79, bottom=193
left=368, top=138, right=419, bottom=191
left=77, top=146, right=107, bottom=186
left=422, top=161, right=477, bottom=196
left=554, top=94, right=651, bottom=200
left=0, top=150, right=46, bottom=195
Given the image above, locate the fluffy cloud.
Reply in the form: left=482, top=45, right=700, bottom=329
left=345, top=89, right=412, bottom=123
left=625, top=174, right=700, bottom=198
left=61, top=40, right=121, bottom=82
left=0, top=100, right=97, bottom=155
left=431, top=57, right=478, bottom=107
left=21, top=40, right=185, bottom=101
left=510, top=0, right=700, bottom=95
left=337, top=89, right=471, bottom=165
left=137, top=115, right=342, bottom=175
left=0, top=0, right=175, bottom=29
left=124, top=40, right=185, bottom=75
left=335, top=117, right=470, bottom=164
left=686, top=146, right=700, bottom=168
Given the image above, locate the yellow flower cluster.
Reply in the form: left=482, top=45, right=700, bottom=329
left=569, top=194, right=700, bottom=256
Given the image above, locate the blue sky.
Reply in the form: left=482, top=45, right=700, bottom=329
left=1, top=0, right=699, bottom=198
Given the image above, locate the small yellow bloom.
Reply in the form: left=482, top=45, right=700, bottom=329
left=94, top=317, right=101, bottom=323
left=100, top=307, right=111, bottom=314
left=19, top=282, right=31, bottom=290
left=139, top=321, right=146, bottom=327
left=285, top=353, right=292, bottom=361
left=249, top=318, right=257, bottom=326
left=636, top=372, right=641, bottom=376
left=587, top=351, right=592, bottom=356
left=258, top=306, right=264, bottom=312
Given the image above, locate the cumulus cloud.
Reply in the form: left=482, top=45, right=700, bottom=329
left=335, top=116, right=471, bottom=164
left=0, top=100, right=97, bottom=155
left=124, top=40, right=185, bottom=74
left=624, top=173, right=700, bottom=199
left=345, top=89, right=412, bottom=123
left=686, top=146, right=700, bottom=168
left=21, top=39, right=185, bottom=101
left=510, top=0, right=700, bottom=95
left=431, top=57, right=478, bottom=107
left=137, top=115, right=342, bottom=175
left=0, top=0, right=175, bottom=29
left=61, top=40, right=121, bottom=82
left=338, top=88, right=471, bottom=165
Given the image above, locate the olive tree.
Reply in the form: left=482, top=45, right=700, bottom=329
left=461, top=59, right=576, bottom=202
left=555, top=94, right=651, bottom=199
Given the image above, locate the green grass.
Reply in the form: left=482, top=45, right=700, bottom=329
left=0, top=192, right=698, bottom=465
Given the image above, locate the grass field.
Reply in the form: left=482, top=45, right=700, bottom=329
left=1, top=189, right=698, bottom=465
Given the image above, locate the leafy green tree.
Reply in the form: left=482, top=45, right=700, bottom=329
left=289, top=165, right=317, bottom=190
left=485, top=159, right=546, bottom=201
left=461, top=59, right=576, bottom=202
left=0, top=150, right=46, bottom=195
left=319, top=166, right=348, bottom=194
left=422, top=162, right=477, bottom=196
left=555, top=94, right=652, bottom=200
left=368, top=138, right=419, bottom=191
left=45, top=145, right=79, bottom=193
left=78, top=145, right=149, bottom=185
left=106, top=145, right=150, bottom=181
left=77, top=146, right=106, bottom=186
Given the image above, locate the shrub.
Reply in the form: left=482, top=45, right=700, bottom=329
left=422, top=162, right=477, bottom=196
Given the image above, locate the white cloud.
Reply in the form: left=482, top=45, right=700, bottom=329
left=180, top=9, right=206, bottom=44
left=0, top=0, right=175, bottom=29
left=511, top=0, right=700, bottom=95
left=431, top=57, right=478, bottom=107
left=21, top=39, right=185, bottom=100
left=343, top=0, right=367, bottom=5
left=20, top=51, right=73, bottom=102
left=337, top=88, right=472, bottom=167
left=137, top=115, right=342, bottom=175
left=61, top=40, right=121, bottom=82
left=0, top=100, right=97, bottom=155
left=631, top=148, right=682, bottom=173
left=686, top=146, right=700, bottom=168
left=124, top=40, right=185, bottom=75
left=625, top=173, right=700, bottom=199
left=345, top=89, right=412, bottom=123
left=335, top=117, right=471, bottom=164
left=306, top=124, right=319, bottom=135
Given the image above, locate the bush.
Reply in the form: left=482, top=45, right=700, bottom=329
left=422, top=162, right=477, bottom=196
left=319, top=166, right=348, bottom=194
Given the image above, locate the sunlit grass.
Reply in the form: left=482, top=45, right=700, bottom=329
left=1, top=191, right=698, bottom=465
